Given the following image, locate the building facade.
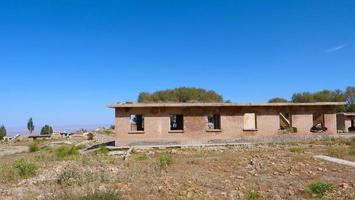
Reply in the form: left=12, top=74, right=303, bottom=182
left=109, top=102, right=344, bottom=146
left=337, top=113, right=355, bottom=133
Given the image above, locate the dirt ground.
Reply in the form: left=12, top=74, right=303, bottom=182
left=0, top=136, right=354, bottom=200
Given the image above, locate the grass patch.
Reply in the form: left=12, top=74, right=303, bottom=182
left=0, top=158, right=38, bottom=182
left=78, top=190, right=120, bottom=200
left=75, top=144, right=87, bottom=150
left=247, top=190, right=261, bottom=200
left=29, top=142, right=40, bottom=152
left=288, top=146, right=304, bottom=153
left=135, top=153, right=148, bottom=161
left=13, top=158, right=38, bottom=178
left=96, top=145, right=110, bottom=155
left=58, top=168, right=83, bottom=186
left=157, top=153, right=174, bottom=169
left=55, top=146, right=79, bottom=160
left=348, top=144, right=355, bottom=155
left=307, top=181, right=333, bottom=198
left=327, top=145, right=348, bottom=158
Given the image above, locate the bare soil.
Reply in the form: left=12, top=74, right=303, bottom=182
left=0, top=136, right=354, bottom=200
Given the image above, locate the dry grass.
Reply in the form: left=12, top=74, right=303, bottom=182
left=0, top=139, right=354, bottom=200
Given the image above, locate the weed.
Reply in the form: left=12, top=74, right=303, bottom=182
left=55, top=146, right=79, bottom=160
left=13, top=158, right=38, bottom=178
left=307, top=181, right=333, bottom=197
left=29, top=142, right=40, bottom=152
left=348, top=144, right=355, bottom=155
left=327, top=145, right=348, bottom=158
left=96, top=145, right=110, bottom=155
left=288, top=146, right=304, bottom=153
left=136, top=153, right=148, bottom=161
left=58, top=168, right=83, bottom=186
left=157, top=153, right=174, bottom=169
left=247, top=190, right=261, bottom=200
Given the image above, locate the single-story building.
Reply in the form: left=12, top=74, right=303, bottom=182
left=108, top=102, right=344, bottom=146
left=337, top=113, right=355, bottom=133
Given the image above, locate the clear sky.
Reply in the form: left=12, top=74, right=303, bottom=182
left=0, top=0, right=354, bottom=133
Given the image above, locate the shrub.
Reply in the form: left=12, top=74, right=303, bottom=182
left=55, top=146, right=79, bottom=160
left=247, top=190, right=261, bottom=200
left=288, top=146, right=304, bottom=153
left=78, top=190, right=120, bottom=200
left=12, top=158, right=38, bottom=178
left=157, top=153, right=174, bottom=168
left=58, top=168, right=83, bottom=186
left=87, top=133, right=94, bottom=140
left=29, top=142, right=39, bottom=152
left=327, top=145, right=348, bottom=158
left=136, top=153, right=148, bottom=161
left=96, top=145, right=109, bottom=155
left=348, top=144, right=355, bottom=155
left=307, top=181, right=333, bottom=197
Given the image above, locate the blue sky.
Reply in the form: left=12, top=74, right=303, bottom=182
left=0, top=0, right=354, bottom=133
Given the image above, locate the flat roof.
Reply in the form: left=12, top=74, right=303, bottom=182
left=338, top=112, right=355, bottom=116
left=108, top=102, right=345, bottom=108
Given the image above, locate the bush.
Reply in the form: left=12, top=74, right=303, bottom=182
left=247, top=190, right=261, bottom=200
left=157, top=153, right=174, bottom=168
left=58, top=168, right=83, bottom=186
left=29, top=142, right=39, bottom=152
left=288, top=146, right=304, bottom=153
left=328, top=145, right=348, bottom=158
left=12, top=158, right=38, bottom=178
left=96, top=145, right=109, bottom=155
left=87, top=133, right=94, bottom=140
left=55, top=146, right=79, bottom=160
left=307, top=181, right=333, bottom=197
left=348, top=144, right=355, bottom=155
left=136, top=153, right=148, bottom=161
left=78, top=190, right=120, bottom=200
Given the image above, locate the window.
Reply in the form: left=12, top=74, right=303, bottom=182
left=170, top=114, right=184, bottom=130
left=130, top=114, right=144, bottom=131
left=279, top=112, right=291, bottom=130
left=208, top=114, right=221, bottom=129
left=243, top=113, right=256, bottom=130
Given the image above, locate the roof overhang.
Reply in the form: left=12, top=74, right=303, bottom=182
left=107, top=102, right=346, bottom=109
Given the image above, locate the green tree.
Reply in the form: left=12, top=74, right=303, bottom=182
left=137, top=87, right=223, bottom=103
left=27, top=118, right=34, bottom=135
left=292, top=92, right=315, bottom=102
left=40, top=125, right=53, bottom=135
left=0, top=125, right=6, bottom=140
left=345, top=86, right=355, bottom=112
left=268, top=97, right=288, bottom=103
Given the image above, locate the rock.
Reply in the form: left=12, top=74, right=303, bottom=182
left=249, top=160, right=255, bottom=165
left=317, top=167, right=323, bottom=171
left=171, top=149, right=178, bottom=154
left=236, top=175, right=244, bottom=179
left=339, top=183, right=350, bottom=189
left=158, top=186, right=163, bottom=192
